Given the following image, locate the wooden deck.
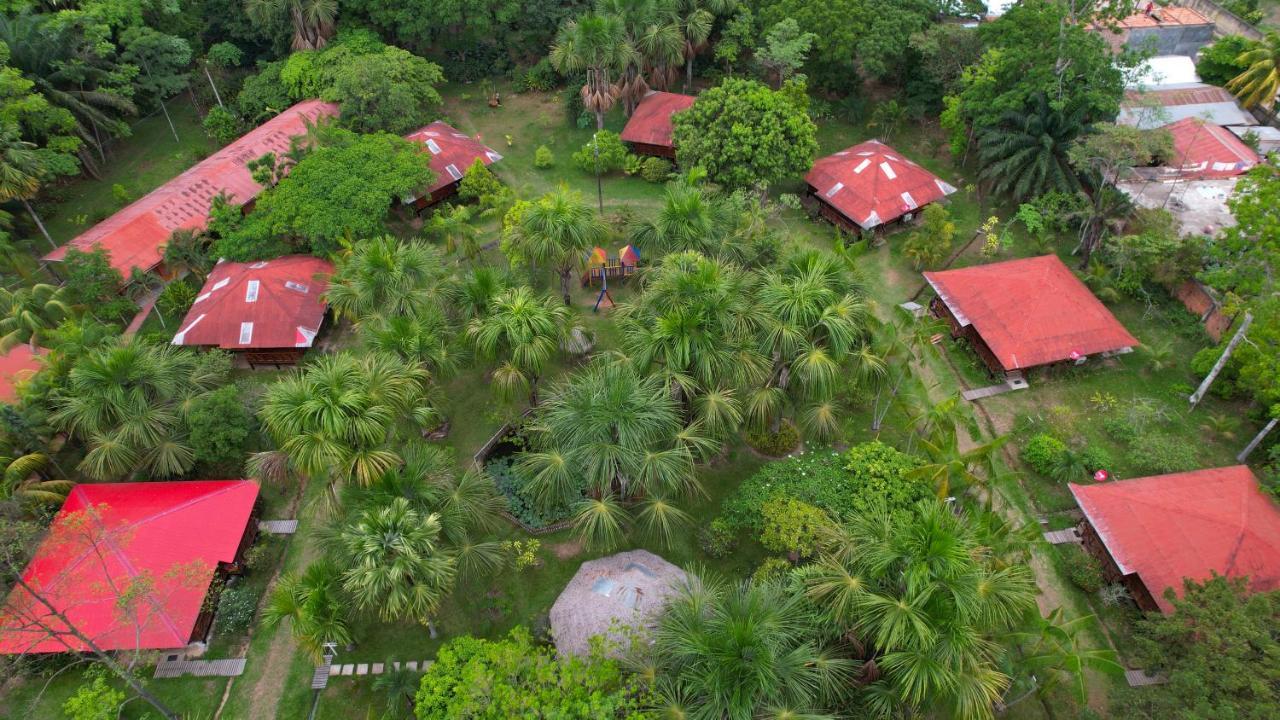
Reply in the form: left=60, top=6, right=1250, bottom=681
left=154, top=657, right=246, bottom=678
left=258, top=519, right=298, bottom=534
left=1125, top=669, right=1168, bottom=687
left=1042, top=528, right=1082, bottom=545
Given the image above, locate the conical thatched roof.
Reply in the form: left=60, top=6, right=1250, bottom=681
left=549, top=549, right=686, bottom=657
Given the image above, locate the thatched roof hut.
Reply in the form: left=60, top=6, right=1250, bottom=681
left=549, top=549, right=686, bottom=657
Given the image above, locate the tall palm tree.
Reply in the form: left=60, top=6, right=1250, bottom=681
left=160, top=228, right=212, bottom=281
left=0, top=127, right=54, bottom=248
left=263, top=560, right=353, bottom=660
left=1227, top=31, right=1280, bottom=108
left=359, top=309, right=460, bottom=382
left=676, top=0, right=732, bottom=89
left=908, top=432, right=1009, bottom=499
left=507, top=187, right=609, bottom=304
left=324, top=237, right=446, bottom=324
left=466, top=286, right=570, bottom=405
left=244, top=0, right=337, bottom=51
left=641, top=573, right=853, bottom=718
left=636, top=2, right=685, bottom=91
left=976, top=94, right=1087, bottom=203
left=1, top=453, right=73, bottom=506
left=803, top=500, right=1038, bottom=720
left=550, top=13, right=629, bottom=130
left=0, top=283, right=71, bottom=351
left=628, top=174, right=733, bottom=256
left=425, top=204, right=480, bottom=260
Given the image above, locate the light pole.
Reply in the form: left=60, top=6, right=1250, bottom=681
left=593, top=131, right=604, bottom=213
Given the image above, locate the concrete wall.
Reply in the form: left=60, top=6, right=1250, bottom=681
left=1126, top=24, right=1216, bottom=56
left=1175, top=0, right=1264, bottom=41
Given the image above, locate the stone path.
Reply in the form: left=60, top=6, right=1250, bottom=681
left=155, top=657, right=247, bottom=678
left=257, top=519, right=298, bottom=534
left=329, top=660, right=434, bottom=678
left=1042, top=528, right=1083, bottom=545
left=123, top=286, right=164, bottom=339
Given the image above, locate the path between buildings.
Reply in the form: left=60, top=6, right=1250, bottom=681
left=123, top=286, right=163, bottom=339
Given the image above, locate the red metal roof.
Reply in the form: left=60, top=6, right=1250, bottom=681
left=1070, top=466, right=1280, bottom=613
left=172, top=255, right=333, bottom=351
left=806, top=140, right=957, bottom=230
left=924, top=255, right=1138, bottom=371
left=43, top=100, right=340, bottom=277
left=0, top=345, right=42, bottom=403
left=403, top=121, right=502, bottom=197
left=0, top=480, right=259, bottom=654
left=1164, top=117, right=1260, bottom=180
left=620, top=91, right=696, bottom=149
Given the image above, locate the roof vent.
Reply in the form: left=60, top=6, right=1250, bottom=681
left=248, top=261, right=269, bottom=269
left=245, top=280, right=260, bottom=303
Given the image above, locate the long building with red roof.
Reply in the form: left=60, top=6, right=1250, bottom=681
left=0, top=345, right=43, bottom=404
left=1162, top=117, right=1260, bottom=180
left=0, top=481, right=259, bottom=654
left=403, top=121, right=502, bottom=209
left=924, top=255, right=1138, bottom=376
left=1070, top=466, right=1280, bottom=613
left=806, top=140, right=957, bottom=233
left=172, top=255, right=333, bottom=368
left=620, top=91, right=696, bottom=158
left=43, top=100, right=339, bottom=279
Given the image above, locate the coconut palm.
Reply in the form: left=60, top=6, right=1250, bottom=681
left=0, top=126, right=54, bottom=248
left=324, top=237, right=447, bottom=324
left=803, top=500, right=1038, bottom=720
left=263, top=560, right=353, bottom=661
left=1004, top=609, right=1124, bottom=708
left=976, top=93, right=1088, bottom=203
left=507, top=187, right=609, bottom=304
left=160, top=228, right=212, bottom=281
left=0, top=283, right=71, bottom=352
left=641, top=573, right=853, bottom=719
left=244, top=0, right=336, bottom=51
left=1, top=453, right=73, bottom=505
left=1227, top=31, right=1280, bottom=108
left=551, top=13, right=630, bottom=130
left=466, top=286, right=570, bottom=405
left=908, top=431, right=1009, bottom=499
left=628, top=174, right=734, bottom=256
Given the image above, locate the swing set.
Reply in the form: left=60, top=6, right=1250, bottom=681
left=581, top=245, right=641, bottom=312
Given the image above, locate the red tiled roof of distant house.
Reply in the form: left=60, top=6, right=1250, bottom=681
left=619, top=92, right=697, bottom=149
left=43, top=100, right=339, bottom=277
left=0, top=345, right=42, bottom=403
left=403, top=121, right=503, bottom=198
left=924, top=255, right=1138, bottom=371
left=1070, top=466, right=1280, bottom=613
left=0, top=481, right=259, bottom=654
left=1163, top=117, right=1260, bottom=179
left=806, top=140, right=958, bottom=230
left=172, top=255, right=333, bottom=351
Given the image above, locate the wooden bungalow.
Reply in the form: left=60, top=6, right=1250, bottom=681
left=403, top=122, right=503, bottom=209
left=620, top=91, right=696, bottom=158
left=805, top=140, right=957, bottom=234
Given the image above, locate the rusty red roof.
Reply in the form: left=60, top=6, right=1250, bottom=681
left=1164, top=117, right=1260, bottom=179
left=806, top=140, right=957, bottom=230
left=0, top=345, right=42, bottom=404
left=0, top=480, right=259, bottom=654
left=620, top=92, right=696, bottom=149
left=172, top=255, right=332, bottom=351
left=924, top=255, right=1138, bottom=371
left=1071, top=466, right=1280, bottom=613
left=403, top=121, right=502, bottom=197
left=43, top=100, right=339, bottom=277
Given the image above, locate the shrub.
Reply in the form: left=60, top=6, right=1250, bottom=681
left=571, top=130, right=629, bottom=174
left=778, top=193, right=802, bottom=210
left=623, top=153, right=644, bottom=176
left=759, top=497, right=832, bottom=558
left=721, top=441, right=929, bottom=531
left=156, top=280, right=198, bottom=319
left=639, top=156, right=672, bottom=183
left=746, top=421, right=800, bottom=457
left=534, top=145, right=554, bottom=169
left=1021, top=434, right=1068, bottom=477
left=1079, top=446, right=1112, bottom=474
left=215, top=584, right=258, bottom=636
left=457, top=158, right=508, bottom=208
left=513, top=58, right=558, bottom=93
left=188, top=385, right=253, bottom=471
left=202, top=105, right=242, bottom=145
left=751, top=557, right=794, bottom=586
left=242, top=541, right=272, bottom=573
left=1130, top=433, right=1198, bottom=474
left=698, top=518, right=738, bottom=558
left=1061, top=546, right=1103, bottom=593
left=487, top=456, right=572, bottom=529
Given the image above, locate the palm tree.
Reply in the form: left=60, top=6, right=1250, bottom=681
left=466, top=286, right=570, bottom=405
left=0, top=283, right=71, bottom=351
left=676, top=0, right=732, bottom=89
left=372, top=661, right=420, bottom=719
left=641, top=573, right=853, bottom=718
left=507, top=187, right=609, bottom=304
left=1003, top=609, right=1123, bottom=708
left=160, top=228, right=212, bottom=281
left=976, top=94, right=1087, bottom=203
left=324, top=237, right=446, bottom=324
left=244, top=0, right=337, bottom=51
left=908, top=432, right=1009, bottom=499
left=263, top=561, right=352, bottom=660
left=550, top=13, right=629, bottom=130
left=628, top=173, right=733, bottom=256
left=802, top=500, right=1038, bottom=720
left=1227, top=31, right=1280, bottom=108
left=425, top=204, right=480, bottom=260
left=442, top=265, right=511, bottom=323
left=1, top=453, right=73, bottom=506
left=359, top=309, right=460, bottom=382
left=0, top=127, right=54, bottom=248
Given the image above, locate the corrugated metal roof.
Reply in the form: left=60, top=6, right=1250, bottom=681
left=44, top=100, right=340, bottom=277
left=172, top=255, right=332, bottom=351
left=402, top=121, right=502, bottom=197
left=619, top=91, right=697, bottom=148
left=0, top=345, right=42, bottom=403
left=805, top=140, right=957, bottom=230
left=1070, top=466, right=1280, bottom=613
left=923, top=255, right=1138, bottom=371
left=1164, top=117, right=1260, bottom=179
left=0, top=481, right=260, bottom=653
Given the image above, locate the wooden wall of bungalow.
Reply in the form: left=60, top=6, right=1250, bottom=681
left=628, top=141, right=677, bottom=159
left=1078, top=519, right=1162, bottom=613
left=189, top=498, right=261, bottom=644
left=928, top=296, right=1007, bottom=377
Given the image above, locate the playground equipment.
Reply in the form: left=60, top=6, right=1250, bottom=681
left=582, top=245, right=641, bottom=312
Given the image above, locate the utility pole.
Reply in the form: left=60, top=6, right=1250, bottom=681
left=1189, top=312, right=1252, bottom=410
left=593, top=132, right=603, bottom=214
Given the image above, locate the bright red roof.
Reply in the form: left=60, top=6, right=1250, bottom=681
left=924, top=255, right=1138, bottom=371
left=0, top=481, right=259, bottom=654
left=172, top=255, right=333, bottom=351
left=0, top=345, right=42, bottom=403
left=806, top=140, right=957, bottom=229
left=1071, top=466, right=1280, bottom=613
left=44, top=100, right=339, bottom=277
left=403, top=121, right=502, bottom=197
left=620, top=91, right=696, bottom=148
left=1164, top=117, right=1260, bottom=180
